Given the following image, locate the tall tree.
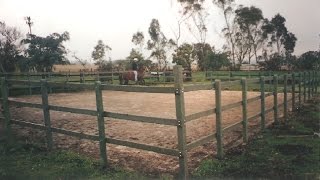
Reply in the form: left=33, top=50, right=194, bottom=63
left=177, top=0, right=209, bottom=71
left=263, top=14, right=297, bottom=55
left=213, top=0, right=236, bottom=68
left=234, top=6, right=266, bottom=64
left=172, top=43, right=196, bottom=71
left=22, top=32, right=70, bottom=72
left=0, top=21, right=24, bottom=73
left=132, top=31, right=144, bottom=52
left=147, top=19, right=175, bottom=71
left=193, top=42, right=214, bottom=70
left=91, top=40, right=112, bottom=70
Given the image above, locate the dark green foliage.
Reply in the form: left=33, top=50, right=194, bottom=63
left=22, top=32, right=70, bottom=72
left=193, top=43, right=214, bottom=71
left=294, top=51, right=320, bottom=70
left=206, top=51, right=230, bottom=70
left=172, top=43, right=196, bottom=71
left=0, top=21, right=24, bottom=73
left=263, top=14, right=297, bottom=54
left=258, top=53, right=283, bottom=70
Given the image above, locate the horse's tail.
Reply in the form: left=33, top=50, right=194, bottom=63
left=119, top=73, right=123, bottom=85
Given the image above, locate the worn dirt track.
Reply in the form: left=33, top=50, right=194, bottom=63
left=8, top=90, right=288, bottom=175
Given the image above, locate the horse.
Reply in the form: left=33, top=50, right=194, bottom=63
left=119, top=66, right=146, bottom=85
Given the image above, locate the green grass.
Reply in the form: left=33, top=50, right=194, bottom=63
left=193, top=97, right=320, bottom=179
left=0, top=140, right=149, bottom=180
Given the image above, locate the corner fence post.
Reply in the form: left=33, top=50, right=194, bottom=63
left=215, top=80, right=223, bottom=158
left=303, top=72, right=307, bottom=103
left=174, top=65, right=188, bottom=179
left=283, top=74, right=288, bottom=122
left=241, top=78, right=248, bottom=143
left=292, top=73, right=296, bottom=111
left=41, top=79, right=53, bottom=150
left=1, top=77, right=11, bottom=139
left=260, top=76, right=266, bottom=130
left=95, top=81, right=107, bottom=167
left=273, top=75, right=278, bottom=124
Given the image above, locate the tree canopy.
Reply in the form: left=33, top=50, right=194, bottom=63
left=0, top=21, right=23, bottom=73
left=22, top=31, right=70, bottom=72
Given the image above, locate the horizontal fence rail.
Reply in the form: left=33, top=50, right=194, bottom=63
left=1, top=69, right=319, bottom=180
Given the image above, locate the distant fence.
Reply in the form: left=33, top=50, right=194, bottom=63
left=0, top=67, right=319, bottom=179
left=0, top=70, right=289, bottom=94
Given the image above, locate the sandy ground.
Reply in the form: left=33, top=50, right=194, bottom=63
left=7, top=90, right=290, bottom=175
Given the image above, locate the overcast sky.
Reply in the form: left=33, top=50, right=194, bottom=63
left=1, top=0, right=319, bottom=63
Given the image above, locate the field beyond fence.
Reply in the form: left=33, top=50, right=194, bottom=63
left=0, top=66, right=319, bottom=179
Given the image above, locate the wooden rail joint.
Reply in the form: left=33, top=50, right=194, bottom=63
left=179, top=151, right=183, bottom=158
left=175, top=88, right=184, bottom=95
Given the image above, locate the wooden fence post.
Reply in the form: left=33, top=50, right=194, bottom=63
left=95, top=81, right=107, bottom=167
left=80, top=71, right=84, bottom=83
left=292, top=73, right=296, bottom=110
left=260, top=76, right=266, bottom=130
left=283, top=74, right=288, bottom=121
left=303, top=72, right=307, bottom=103
left=316, top=71, right=319, bottom=94
left=48, top=72, right=53, bottom=93
left=316, top=71, right=318, bottom=94
left=215, top=80, right=223, bottom=158
left=241, top=78, right=248, bottom=143
left=41, top=79, right=53, bottom=150
left=273, top=75, right=278, bottom=124
left=111, top=70, right=114, bottom=84
left=174, top=65, right=188, bottom=179
left=298, top=73, right=302, bottom=107
left=312, top=71, right=315, bottom=96
left=308, top=71, right=311, bottom=100
left=1, top=77, right=11, bottom=139
left=27, top=72, right=32, bottom=95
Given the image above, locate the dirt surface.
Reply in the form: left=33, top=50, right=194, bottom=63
left=7, top=90, right=288, bottom=175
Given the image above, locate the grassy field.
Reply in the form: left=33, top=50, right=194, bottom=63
left=0, top=140, right=150, bottom=180
left=193, top=96, right=320, bottom=179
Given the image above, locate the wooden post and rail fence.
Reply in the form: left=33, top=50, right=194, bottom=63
left=0, top=66, right=319, bottom=179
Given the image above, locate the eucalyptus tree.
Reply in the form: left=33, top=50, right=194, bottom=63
left=91, top=40, right=112, bottom=70
left=147, top=19, right=175, bottom=71
left=176, top=0, right=210, bottom=71
left=234, top=6, right=266, bottom=64
left=132, top=31, right=144, bottom=52
left=212, top=0, right=236, bottom=68
left=262, top=14, right=297, bottom=55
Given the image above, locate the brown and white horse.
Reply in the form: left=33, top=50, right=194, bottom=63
left=119, top=66, right=146, bottom=85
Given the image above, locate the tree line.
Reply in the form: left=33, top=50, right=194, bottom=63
left=0, top=1, right=319, bottom=74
